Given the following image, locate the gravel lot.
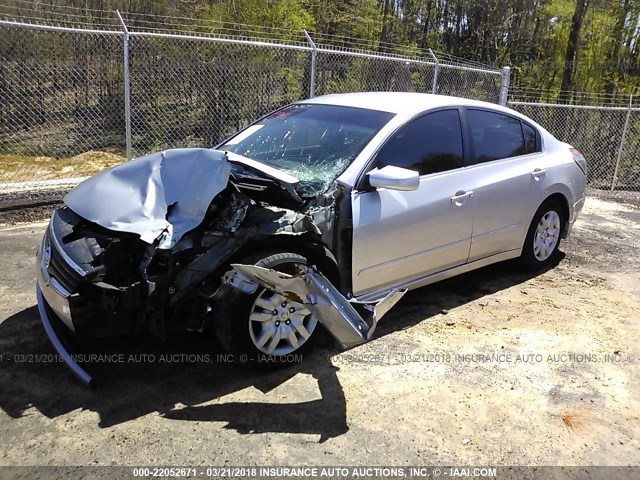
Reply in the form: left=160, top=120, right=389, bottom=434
left=0, top=189, right=639, bottom=469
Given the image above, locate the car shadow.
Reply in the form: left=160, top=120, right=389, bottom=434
left=0, top=255, right=562, bottom=442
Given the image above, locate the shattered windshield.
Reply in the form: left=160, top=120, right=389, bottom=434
left=218, top=104, right=394, bottom=196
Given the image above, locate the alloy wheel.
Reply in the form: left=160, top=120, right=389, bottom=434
left=533, top=210, right=561, bottom=261
left=248, top=289, right=317, bottom=355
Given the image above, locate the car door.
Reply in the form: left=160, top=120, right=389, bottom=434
left=464, top=108, right=547, bottom=261
left=351, top=108, right=476, bottom=296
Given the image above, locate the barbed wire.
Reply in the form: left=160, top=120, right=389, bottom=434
left=511, top=85, right=635, bottom=99
left=0, top=4, right=119, bottom=30
left=0, top=0, right=499, bottom=72
left=0, top=2, right=118, bottom=22
left=509, top=86, right=639, bottom=107
left=9, top=0, right=118, bottom=15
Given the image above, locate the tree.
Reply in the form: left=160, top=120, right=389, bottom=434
left=560, top=0, right=590, bottom=101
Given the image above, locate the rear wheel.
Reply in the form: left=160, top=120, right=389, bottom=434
left=519, top=199, right=565, bottom=270
left=215, top=251, right=319, bottom=365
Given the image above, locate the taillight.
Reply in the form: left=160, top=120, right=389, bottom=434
left=570, top=147, right=587, bottom=175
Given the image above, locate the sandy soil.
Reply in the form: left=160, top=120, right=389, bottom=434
left=0, top=191, right=639, bottom=469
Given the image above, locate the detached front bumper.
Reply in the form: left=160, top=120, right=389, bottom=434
left=36, top=237, right=93, bottom=386
left=35, top=283, right=93, bottom=386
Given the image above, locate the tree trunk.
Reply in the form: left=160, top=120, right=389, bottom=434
left=604, top=0, right=630, bottom=95
left=560, top=0, right=590, bottom=103
left=379, top=0, right=393, bottom=53
left=420, top=0, right=434, bottom=50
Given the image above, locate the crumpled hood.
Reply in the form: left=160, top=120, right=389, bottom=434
left=64, top=148, right=231, bottom=249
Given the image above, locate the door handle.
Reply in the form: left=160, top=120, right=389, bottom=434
left=531, top=168, right=547, bottom=179
left=451, top=190, right=473, bottom=204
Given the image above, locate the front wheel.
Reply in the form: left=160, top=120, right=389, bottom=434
left=215, top=251, right=320, bottom=365
left=519, top=199, right=565, bottom=270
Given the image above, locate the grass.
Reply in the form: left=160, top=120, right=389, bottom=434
left=0, top=151, right=126, bottom=184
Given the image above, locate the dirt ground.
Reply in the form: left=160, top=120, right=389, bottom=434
left=0, top=189, right=639, bottom=469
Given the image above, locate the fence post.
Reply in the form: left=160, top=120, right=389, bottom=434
left=428, top=48, right=439, bottom=94
left=304, top=30, right=317, bottom=98
left=116, top=10, right=132, bottom=161
left=611, top=94, right=633, bottom=190
left=498, top=66, right=511, bottom=106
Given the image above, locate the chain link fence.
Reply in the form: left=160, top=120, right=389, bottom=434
left=3, top=15, right=640, bottom=191
left=128, top=35, right=313, bottom=157
left=0, top=17, right=503, bottom=187
left=312, top=50, right=502, bottom=103
left=0, top=25, right=126, bottom=185
left=509, top=90, right=640, bottom=191
left=313, top=51, right=435, bottom=96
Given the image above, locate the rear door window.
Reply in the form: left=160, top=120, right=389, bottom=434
left=466, top=109, right=526, bottom=163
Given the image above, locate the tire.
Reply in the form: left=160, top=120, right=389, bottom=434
left=214, top=251, right=319, bottom=366
left=519, top=199, right=565, bottom=270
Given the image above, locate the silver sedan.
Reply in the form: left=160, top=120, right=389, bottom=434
left=36, top=92, right=587, bottom=383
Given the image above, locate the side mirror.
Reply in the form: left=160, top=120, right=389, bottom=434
left=367, top=165, right=420, bottom=191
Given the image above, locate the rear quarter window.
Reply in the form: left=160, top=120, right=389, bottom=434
left=522, top=122, right=541, bottom=153
left=467, top=109, right=526, bottom=163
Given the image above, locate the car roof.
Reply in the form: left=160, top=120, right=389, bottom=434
left=303, top=91, right=515, bottom=116
left=301, top=91, right=554, bottom=141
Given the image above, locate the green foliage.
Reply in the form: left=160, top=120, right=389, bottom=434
left=5, top=0, right=640, bottom=165
left=6, top=0, right=640, bottom=98
left=202, top=0, right=315, bottom=36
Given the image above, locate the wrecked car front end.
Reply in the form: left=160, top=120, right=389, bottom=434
left=35, top=147, right=404, bottom=385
